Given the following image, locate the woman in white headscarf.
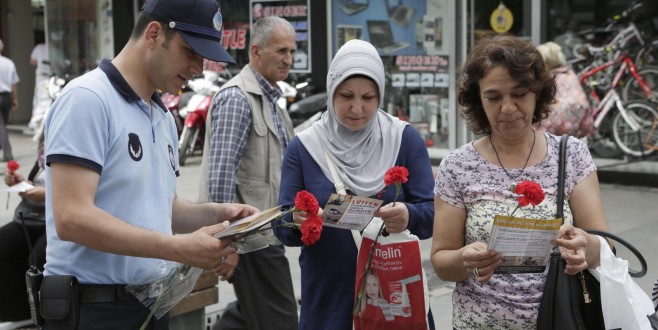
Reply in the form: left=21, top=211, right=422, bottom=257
left=273, top=39, right=435, bottom=329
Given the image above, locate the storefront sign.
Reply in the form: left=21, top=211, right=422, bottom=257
left=395, top=55, right=449, bottom=72
left=221, top=29, right=248, bottom=50
left=251, top=0, right=311, bottom=73
left=490, top=3, right=513, bottom=33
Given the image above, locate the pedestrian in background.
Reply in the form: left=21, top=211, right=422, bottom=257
left=28, top=31, right=51, bottom=134
left=43, top=0, right=257, bottom=328
left=537, top=41, right=594, bottom=138
left=431, top=34, right=609, bottom=329
left=0, top=38, right=18, bottom=162
left=198, top=16, right=298, bottom=330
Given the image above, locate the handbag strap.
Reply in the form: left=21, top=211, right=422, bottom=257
left=586, top=229, right=648, bottom=278
left=557, top=134, right=569, bottom=222
left=323, top=150, right=347, bottom=195
left=322, top=150, right=362, bottom=248
left=555, top=135, right=647, bottom=278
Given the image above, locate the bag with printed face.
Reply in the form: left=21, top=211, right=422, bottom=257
left=353, top=217, right=429, bottom=330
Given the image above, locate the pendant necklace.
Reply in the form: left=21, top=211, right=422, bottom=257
left=490, top=130, right=536, bottom=181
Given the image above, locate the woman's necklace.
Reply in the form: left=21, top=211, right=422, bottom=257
left=490, top=130, right=536, bottom=181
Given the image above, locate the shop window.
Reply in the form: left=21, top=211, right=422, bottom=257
left=332, top=0, right=454, bottom=149
left=46, top=0, right=114, bottom=77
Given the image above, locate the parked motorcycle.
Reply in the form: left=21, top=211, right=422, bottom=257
left=277, top=74, right=318, bottom=111
left=290, top=92, right=327, bottom=134
left=161, top=89, right=194, bottom=137
left=178, top=71, right=226, bottom=166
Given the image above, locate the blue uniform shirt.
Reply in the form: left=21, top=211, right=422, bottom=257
left=44, top=59, right=180, bottom=284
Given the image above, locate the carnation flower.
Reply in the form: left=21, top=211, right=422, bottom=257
left=7, top=160, right=19, bottom=173
left=384, top=166, right=408, bottom=207
left=514, top=180, right=545, bottom=207
left=6, top=160, right=19, bottom=210
left=509, top=180, right=545, bottom=216
left=300, top=214, right=323, bottom=246
left=276, top=190, right=323, bottom=246
left=295, top=190, right=319, bottom=216
left=384, top=166, right=409, bottom=186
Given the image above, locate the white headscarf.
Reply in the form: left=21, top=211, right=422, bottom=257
left=298, top=39, right=408, bottom=197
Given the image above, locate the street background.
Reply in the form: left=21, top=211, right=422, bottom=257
left=1, top=131, right=657, bottom=329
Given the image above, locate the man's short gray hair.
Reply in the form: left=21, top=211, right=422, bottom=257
left=0, top=39, right=4, bottom=53
left=250, top=16, right=295, bottom=50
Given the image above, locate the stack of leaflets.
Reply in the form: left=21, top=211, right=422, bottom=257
left=214, top=206, right=283, bottom=239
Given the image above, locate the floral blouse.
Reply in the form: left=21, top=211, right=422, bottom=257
left=434, top=132, right=596, bottom=329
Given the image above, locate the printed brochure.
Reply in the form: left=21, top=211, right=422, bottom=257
left=323, top=193, right=383, bottom=231
left=214, top=206, right=283, bottom=239
left=487, top=215, right=562, bottom=274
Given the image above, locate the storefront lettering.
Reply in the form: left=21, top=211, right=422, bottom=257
left=263, top=5, right=308, bottom=18
left=395, top=55, right=448, bottom=67
left=203, top=60, right=226, bottom=73
left=221, top=29, right=247, bottom=50
left=394, top=55, right=449, bottom=72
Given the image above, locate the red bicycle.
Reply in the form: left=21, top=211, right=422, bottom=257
left=580, top=54, right=658, bottom=157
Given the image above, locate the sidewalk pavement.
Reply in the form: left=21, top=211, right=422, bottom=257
left=1, top=130, right=657, bottom=329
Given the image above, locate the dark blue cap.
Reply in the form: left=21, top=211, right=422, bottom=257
left=143, top=0, right=235, bottom=64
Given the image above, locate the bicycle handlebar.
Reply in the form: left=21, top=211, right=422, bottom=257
left=603, top=1, right=643, bottom=31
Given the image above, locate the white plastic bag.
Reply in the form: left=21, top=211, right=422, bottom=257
left=590, top=236, right=655, bottom=330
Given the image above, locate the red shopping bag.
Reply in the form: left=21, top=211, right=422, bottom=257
left=353, top=218, right=429, bottom=330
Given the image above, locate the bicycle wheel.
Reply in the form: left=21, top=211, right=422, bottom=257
left=612, top=100, right=658, bottom=157
left=634, top=40, right=658, bottom=67
left=590, top=111, right=625, bottom=159
left=622, top=67, right=658, bottom=102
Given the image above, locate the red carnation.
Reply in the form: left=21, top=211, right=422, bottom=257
left=6, top=160, right=19, bottom=173
left=300, top=214, right=323, bottom=246
left=514, top=180, right=545, bottom=207
left=294, top=190, right=319, bottom=216
left=508, top=180, right=545, bottom=217
left=384, top=166, right=409, bottom=186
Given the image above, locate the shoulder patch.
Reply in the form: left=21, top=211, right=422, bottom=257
left=168, top=144, right=176, bottom=172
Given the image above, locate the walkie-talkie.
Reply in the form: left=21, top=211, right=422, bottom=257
left=19, top=211, right=45, bottom=328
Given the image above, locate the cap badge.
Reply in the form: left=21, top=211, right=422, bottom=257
left=212, top=9, right=223, bottom=33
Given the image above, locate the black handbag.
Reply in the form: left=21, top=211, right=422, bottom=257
left=537, top=134, right=604, bottom=330
left=11, top=160, right=45, bottom=229
left=537, top=135, right=655, bottom=329
left=13, top=199, right=46, bottom=229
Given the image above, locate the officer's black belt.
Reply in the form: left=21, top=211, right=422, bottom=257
left=79, top=284, right=138, bottom=304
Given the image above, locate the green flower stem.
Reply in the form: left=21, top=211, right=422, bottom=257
left=139, top=299, right=159, bottom=330
left=391, top=183, right=401, bottom=207
left=139, top=265, right=192, bottom=330
left=353, top=221, right=386, bottom=317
